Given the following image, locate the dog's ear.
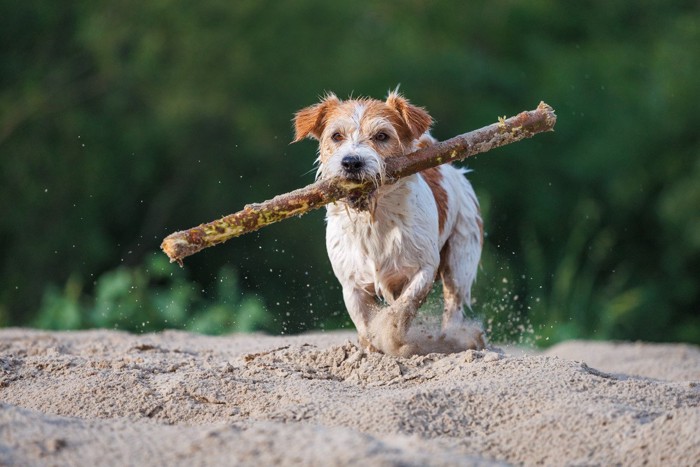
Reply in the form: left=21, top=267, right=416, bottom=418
left=385, top=90, right=433, bottom=140
left=292, top=93, right=341, bottom=142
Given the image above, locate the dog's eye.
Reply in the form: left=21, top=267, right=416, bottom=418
left=331, top=132, right=344, bottom=142
left=373, top=132, right=389, bottom=142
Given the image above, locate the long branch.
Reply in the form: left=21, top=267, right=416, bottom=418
left=161, top=102, right=556, bottom=264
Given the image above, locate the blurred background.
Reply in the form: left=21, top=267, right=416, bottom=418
left=1, top=0, right=698, bottom=345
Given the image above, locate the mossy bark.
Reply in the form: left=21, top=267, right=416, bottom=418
left=161, top=102, right=556, bottom=264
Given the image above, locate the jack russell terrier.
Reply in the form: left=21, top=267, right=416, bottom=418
left=293, top=90, right=485, bottom=356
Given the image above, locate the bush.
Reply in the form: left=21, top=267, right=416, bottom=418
left=34, top=254, right=273, bottom=335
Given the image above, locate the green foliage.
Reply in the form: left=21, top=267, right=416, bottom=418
left=33, top=255, right=273, bottom=335
left=1, top=0, right=698, bottom=344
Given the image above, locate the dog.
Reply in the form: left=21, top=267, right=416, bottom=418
left=293, top=90, right=485, bottom=356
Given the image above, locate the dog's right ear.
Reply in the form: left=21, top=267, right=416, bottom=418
left=292, top=93, right=341, bottom=143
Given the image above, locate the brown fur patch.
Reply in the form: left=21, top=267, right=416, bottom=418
left=420, top=167, right=448, bottom=235
left=292, top=94, right=341, bottom=142
left=385, top=91, right=433, bottom=140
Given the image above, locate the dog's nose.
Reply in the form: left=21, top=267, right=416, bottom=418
left=341, top=155, right=365, bottom=173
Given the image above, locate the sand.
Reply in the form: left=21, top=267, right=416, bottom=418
left=1, top=328, right=698, bottom=466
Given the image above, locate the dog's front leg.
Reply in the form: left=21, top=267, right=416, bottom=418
left=370, top=266, right=437, bottom=356
left=341, top=286, right=378, bottom=351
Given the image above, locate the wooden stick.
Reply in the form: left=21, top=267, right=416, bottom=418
left=161, top=102, right=556, bottom=265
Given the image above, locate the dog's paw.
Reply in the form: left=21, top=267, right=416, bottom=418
left=358, top=334, right=380, bottom=353
left=366, top=310, right=411, bottom=357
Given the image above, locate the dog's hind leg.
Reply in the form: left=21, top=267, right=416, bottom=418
left=440, top=240, right=474, bottom=331
left=439, top=208, right=485, bottom=349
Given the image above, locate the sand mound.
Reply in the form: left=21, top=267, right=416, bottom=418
left=1, top=328, right=698, bottom=466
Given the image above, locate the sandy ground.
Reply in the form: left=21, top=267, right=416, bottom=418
left=1, top=328, right=698, bottom=466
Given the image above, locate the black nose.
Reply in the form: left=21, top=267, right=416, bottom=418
left=341, top=155, right=365, bottom=173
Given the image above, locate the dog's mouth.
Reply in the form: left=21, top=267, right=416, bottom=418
left=345, top=187, right=377, bottom=212
left=341, top=171, right=370, bottom=183
left=340, top=168, right=385, bottom=187
left=319, top=163, right=382, bottom=213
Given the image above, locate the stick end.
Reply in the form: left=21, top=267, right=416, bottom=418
left=537, top=101, right=557, bottom=130
left=160, top=236, right=191, bottom=267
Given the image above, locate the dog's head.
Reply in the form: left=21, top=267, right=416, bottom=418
left=292, top=90, right=433, bottom=184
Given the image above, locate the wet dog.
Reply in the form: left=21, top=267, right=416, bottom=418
left=293, top=90, right=485, bottom=356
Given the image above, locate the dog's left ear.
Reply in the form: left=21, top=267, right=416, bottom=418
left=386, top=91, right=433, bottom=140
left=292, top=93, right=341, bottom=143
